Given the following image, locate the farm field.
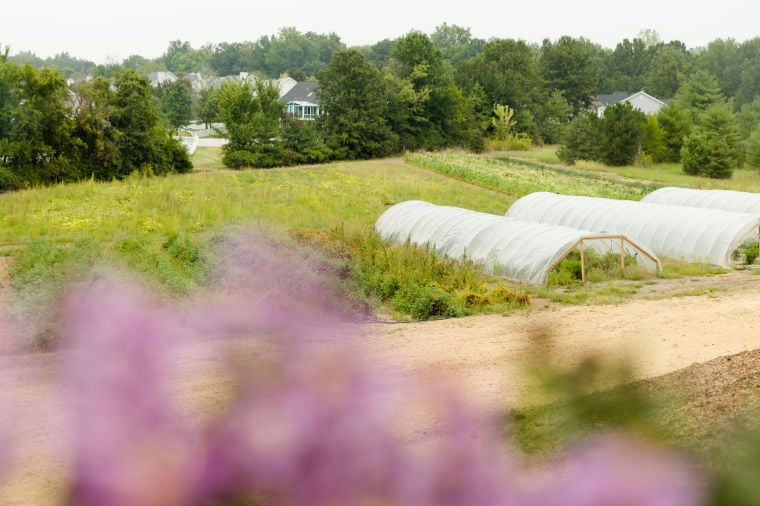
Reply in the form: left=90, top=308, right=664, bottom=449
left=2, top=147, right=760, bottom=502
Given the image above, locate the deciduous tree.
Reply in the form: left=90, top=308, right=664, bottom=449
left=218, top=78, right=285, bottom=167
left=159, top=79, right=193, bottom=131
left=316, top=50, right=398, bottom=159
left=540, top=36, right=600, bottom=114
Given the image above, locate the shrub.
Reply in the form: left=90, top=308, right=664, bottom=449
left=733, top=239, right=759, bottom=265
left=490, top=286, right=514, bottom=303
left=468, top=131, right=486, bottom=153
left=557, top=111, right=600, bottom=165
left=390, top=282, right=463, bottom=320
left=462, top=291, right=492, bottom=309
left=681, top=127, right=734, bottom=179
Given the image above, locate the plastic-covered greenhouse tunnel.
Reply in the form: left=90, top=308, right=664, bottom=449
left=643, top=187, right=760, bottom=215
left=375, top=200, right=661, bottom=285
left=505, top=192, right=760, bottom=268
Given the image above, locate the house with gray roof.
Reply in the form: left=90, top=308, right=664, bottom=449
left=280, top=81, right=320, bottom=120
left=595, top=90, right=666, bottom=117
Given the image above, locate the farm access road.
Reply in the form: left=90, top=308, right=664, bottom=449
left=0, top=267, right=759, bottom=503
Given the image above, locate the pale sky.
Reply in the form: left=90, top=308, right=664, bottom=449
left=5, top=0, right=760, bottom=64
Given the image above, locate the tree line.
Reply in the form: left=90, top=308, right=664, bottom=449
left=213, top=29, right=760, bottom=178
left=0, top=49, right=190, bottom=191
left=9, top=26, right=760, bottom=181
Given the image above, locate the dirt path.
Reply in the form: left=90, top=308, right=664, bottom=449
left=1, top=271, right=760, bottom=503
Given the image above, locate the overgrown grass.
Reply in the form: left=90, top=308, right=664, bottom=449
left=343, top=232, right=530, bottom=319
left=190, top=146, right=227, bottom=170
left=0, top=153, right=531, bottom=346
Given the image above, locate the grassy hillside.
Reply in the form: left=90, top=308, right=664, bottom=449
left=0, top=151, right=531, bottom=347
left=1, top=146, right=754, bottom=348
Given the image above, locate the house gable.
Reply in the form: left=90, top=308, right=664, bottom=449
left=621, top=91, right=666, bottom=116
left=595, top=90, right=666, bottom=117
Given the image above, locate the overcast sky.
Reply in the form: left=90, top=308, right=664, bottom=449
left=5, top=0, right=760, bottom=64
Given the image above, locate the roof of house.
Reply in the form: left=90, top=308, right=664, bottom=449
left=595, top=91, right=631, bottom=106
left=147, top=71, right=179, bottom=87
left=280, top=81, right=319, bottom=105
left=624, top=90, right=667, bottom=106
left=595, top=90, right=667, bottom=107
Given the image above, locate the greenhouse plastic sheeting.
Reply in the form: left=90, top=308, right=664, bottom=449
left=506, top=192, right=760, bottom=267
left=643, top=187, right=760, bottom=215
left=375, top=200, right=660, bottom=284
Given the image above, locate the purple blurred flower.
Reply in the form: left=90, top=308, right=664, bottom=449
left=63, top=281, right=200, bottom=506
left=530, top=432, right=706, bottom=506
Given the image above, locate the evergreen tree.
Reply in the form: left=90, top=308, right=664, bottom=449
left=675, top=69, right=725, bottom=121
left=699, top=103, right=744, bottom=167
left=597, top=102, right=645, bottom=166
left=681, top=127, right=734, bottom=178
left=557, top=111, right=601, bottom=164
left=657, top=101, right=692, bottom=162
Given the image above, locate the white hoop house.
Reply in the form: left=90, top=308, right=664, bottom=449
left=375, top=200, right=660, bottom=284
left=643, top=187, right=760, bottom=215
left=506, top=192, right=760, bottom=267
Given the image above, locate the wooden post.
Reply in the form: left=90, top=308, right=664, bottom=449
left=620, top=236, right=625, bottom=271
left=580, top=239, right=586, bottom=283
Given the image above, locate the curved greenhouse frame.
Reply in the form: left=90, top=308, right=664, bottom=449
left=506, top=192, right=760, bottom=267
left=375, top=200, right=660, bottom=284
left=643, top=187, right=760, bottom=215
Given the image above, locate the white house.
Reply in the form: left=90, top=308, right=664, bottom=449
left=595, top=91, right=666, bottom=117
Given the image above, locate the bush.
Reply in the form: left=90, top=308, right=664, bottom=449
left=468, top=131, right=486, bottom=153
left=485, top=133, right=533, bottom=152
left=733, top=239, right=759, bottom=265
left=490, top=286, right=514, bottom=303
left=681, top=127, right=734, bottom=179
left=557, top=111, right=600, bottom=164
left=462, top=291, right=492, bottom=309
left=222, top=145, right=286, bottom=169
left=390, top=282, right=463, bottom=320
